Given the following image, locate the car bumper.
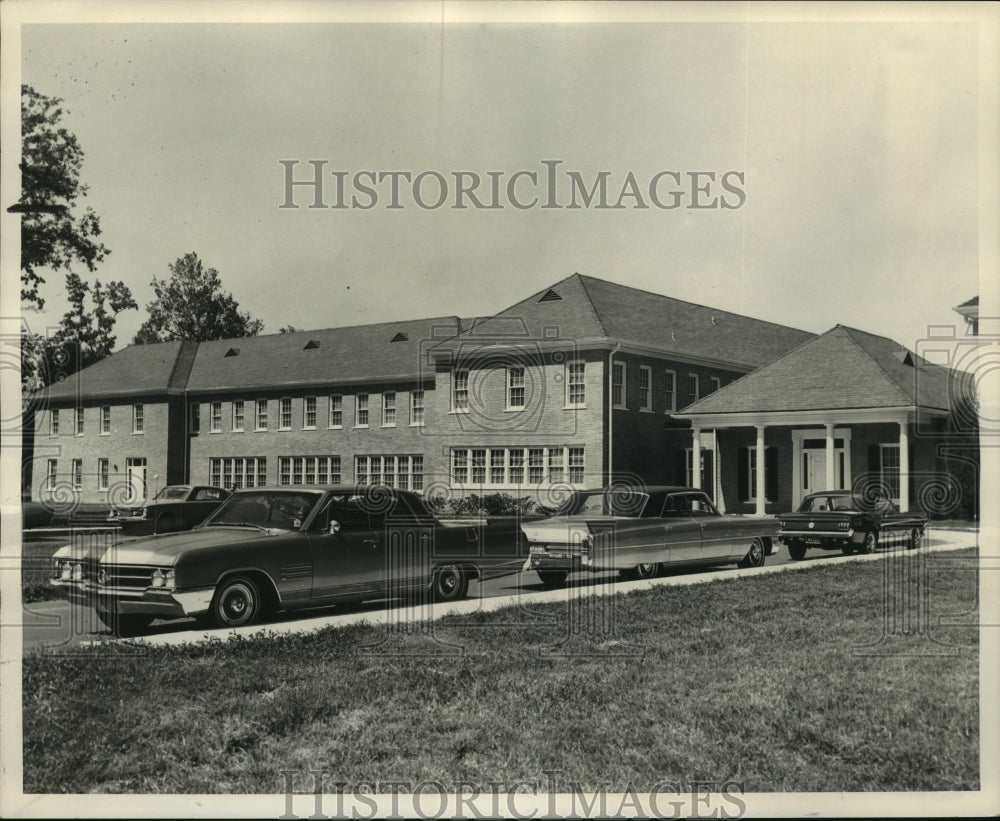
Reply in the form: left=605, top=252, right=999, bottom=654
left=523, top=553, right=585, bottom=573
left=779, top=529, right=862, bottom=546
left=50, top=578, right=214, bottom=618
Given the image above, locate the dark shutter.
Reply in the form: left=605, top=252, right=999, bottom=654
left=765, top=447, right=778, bottom=502
left=675, top=449, right=688, bottom=486
left=867, top=445, right=880, bottom=474
left=737, top=448, right=749, bottom=501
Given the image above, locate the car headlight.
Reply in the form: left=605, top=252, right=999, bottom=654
left=59, top=561, right=71, bottom=580
left=165, top=569, right=175, bottom=588
left=151, top=568, right=165, bottom=587
left=779, top=520, right=786, bottom=529
left=71, top=563, right=83, bottom=581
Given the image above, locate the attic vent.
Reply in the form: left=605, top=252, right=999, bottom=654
left=224, top=347, right=240, bottom=357
left=391, top=332, right=409, bottom=343
left=303, top=339, right=321, bottom=350
left=893, top=350, right=914, bottom=366
left=538, top=288, right=562, bottom=303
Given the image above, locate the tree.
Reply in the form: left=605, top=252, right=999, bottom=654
left=278, top=325, right=302, bottom=334
left=52, top=272, right=138, bottom=370
left=19, top=85, right=110, bottom=309
left=134, top=253, right=265, bottom=343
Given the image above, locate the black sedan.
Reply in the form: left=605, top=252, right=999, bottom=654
left=109, top=485, right=231, bottom=535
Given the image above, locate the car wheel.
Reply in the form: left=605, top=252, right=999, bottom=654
left=96, top=608, right=155, bottom=637
left=621, top=563, right=659, bottom=581
left=861, top=531, right=879, bottom=554
left=537, top=570, right=568, bottom=589
left=737, top=538, right=766, bottom=569
left=908, top=528, right=924, bottom=550
left=432, top=565, right=469, bottom=602
left=211, top=575, right=261, bottom=627
left=841, top=544, right=854, bottom=556
left=787, top=541, right=807, bottom=561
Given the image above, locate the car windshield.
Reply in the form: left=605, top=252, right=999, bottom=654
left=554, top=490, right=649, bottom=518
left=154, top=486, right=190, bottom=501
left=205, top=491, right=321, bottom=529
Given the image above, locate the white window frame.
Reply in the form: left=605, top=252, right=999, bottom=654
left=75, top=407, right=84, bottom=436
left=255, top=398, right=268, bottom=431
left=879, top=443, right=901, bottom=503
left=709, top=376, right=722, bottom=394
left=382, top=392, right=396, bottom=427
left=450, top=445, right=586, bottom=489
left=278, top=455, right=342, bottom=486
left=46, top=459, right=57, bottom=491
left=452, top=369, right=469, bottom=413
left=303, top=396, right=317, bottom=430
left=612, top=361, right=626, bottom=409
left=639, top=366, right=652, bottom=412
left=355, top=394, right=369, bottom=428
left=132, top=403, right=144, bottom=434
left=50, top=409, right=59, bottom=436
left=279, top=397, right=292, bottom=430
left=210, top=401, right=223, bottom=433
left=98, top=458, right=109, bottom=491
left=355, top=454, right=423, bottom=491
left=190, top=403, right=200, bottom=434
left=100, top=405, right=111, bottom=435
left=664, top=370, right=677, bottom=413
left=507, top=366, right=526, bottom=410
left=71, top=459, right=83, bottom=490
left=210, top=457, right=267, bottom=490
left=328, top=395, right=343, bottom=428
left=565, top=361, right=586, bottom=408
left=233, top=399, right=245, bottom=432
left=688, top=373, right=700, bottom=404
left=744, top=446, right=775, bottom=504
left=410, top=390, right=425, bottom=427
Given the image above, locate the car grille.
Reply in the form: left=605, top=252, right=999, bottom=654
left=98, top=563, right=157, bottom=590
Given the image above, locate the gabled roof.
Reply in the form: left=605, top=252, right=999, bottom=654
left=433, top=273, right=815, bottom=369
left=676, top=325, right=956, bottom=416
left=185, top=316, right=461, bottom=391
left=956, top=295, right=979, bottom=309
left=40, top=340, right=197, bottom=401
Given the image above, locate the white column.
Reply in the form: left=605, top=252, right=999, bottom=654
left=899, top=421, right=909, bottom=512
left=825, top=423, right=837, bottom=491
left=755, top=424, right=766, bottom=516
left=691, top=427, right=702, bottom=489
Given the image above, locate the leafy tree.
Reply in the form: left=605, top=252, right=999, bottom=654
left=52, top=272, right=137, bottom=370
left=278, top=325, right=302, bottom=334
left=134, top=252, right=265, bottom=343
left=19, top=85, right=110, bottom=309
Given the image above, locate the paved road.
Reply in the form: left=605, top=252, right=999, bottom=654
left=19, top=529, right=977, bottom=654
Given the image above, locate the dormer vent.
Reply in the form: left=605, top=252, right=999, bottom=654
left=893, top=350, right=914, bottom=366
left=391, top=332, right=409, bottom=342
left=303, top=339, right=321, bottom=350
left=538, top=288, right=562, bottom=303
left=224, top=347, right=240, bottom=357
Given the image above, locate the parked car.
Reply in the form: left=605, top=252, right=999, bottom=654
left=521, top=486, right=779, bottom=589
left=108, top=485, right=231, bottom=535
left=52, top=485, right=528, bottom=635
left=778, top=490, right=927, bottom=560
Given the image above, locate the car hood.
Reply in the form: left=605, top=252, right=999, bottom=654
left=101, top=526, right=280, bottom=565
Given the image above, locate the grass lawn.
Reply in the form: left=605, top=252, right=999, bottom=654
left=22, top=547, right=979, bottom=794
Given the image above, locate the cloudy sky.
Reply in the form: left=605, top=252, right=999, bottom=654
left=4, top=3, right=991, bottom=364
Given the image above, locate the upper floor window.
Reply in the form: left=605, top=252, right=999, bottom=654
left=50, top=409, right=59, bottom=436
left=328, top=395, right=343, bottom=428
left=75, top=407, right=84, bottom=436
left=664, top=370, right=677, bottom=413
left=210, top=401, right=222, bottom=433
left=303, top=396, right=317, bottom=429
left=190, top=403, right=200, bottom=434
left=279, top=397, right=292, bottom=430
left=233, top=400, right=245, bottom=432
left=132, top=404, right=144, bottom=434
left=410, top=390, right=425, bottom=426
left=100, top=406, right=111, bottom=435
left=612, top=361, right=626, bottom=408
left=255, top=399, right=268, bottom=431
left=98, top=458, right=110, bottom=491
left=507, top=366, right=525, bottom=409
left=356, top=394, right=369, bottom=427
left=566, top=361, right=585, bottom=407
left=71, top=459, right=83, bottom=489
left=382, top=392, right=396, bottom=426
left=688, top=373, right=700, bottom=404
left=47, top=459, right=57, bottom=490
left=453, top=369, right=469, bottom=412
left=639, top=366, right=652, bottom=412
left=709, top=376, right=722, bottom=394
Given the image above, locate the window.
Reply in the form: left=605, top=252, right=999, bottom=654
left=507, top=367, right=525, bottom=409
left=453, top=369, right=469, bottom=412
left=709, top=376, right=722, bottom=394
left=132, top=404, right=144, bottom=434
left=738, top=447, right=778, bottom=503
left=50, top=409, right=59, bottom=436
left=190, top=403, right=200, bottom=434
left=233, top=400, right=245, bottom=432
left=71, top=459, right=82, bottom=489
left=209, top=457, right=267, bottom=490
left=355, top=455, right=423, bottom=491
left=47, top=459, right=57, bottom=490
left=450, top=446, right=586, bottom=488
left=382, top=392, right=396, bottom=426
left=279, top=398, right=292, bottom=430
left=612, top=362, right=626, bottom=408
left=303, top=396, right=317, bottom=429
left=355, top=394, right=369, bottom=427
left=256, top=399, right=268, bottom=431
left=664, top=370, right=677, bottom=412
left=100, top=406, right=111, bottom=434
left=639, top=366, right=652, bottom=411
left=410, top=390, right=424, bottom=426
left=566, top=361, right=585, bottom=407
left=210, top=401, right=222, bottom=432
left=880, top=444, right=901, bottom=500
left=98, top=458, right=109, bottom=491
left=328, top=395, right=343, bottom=428
left=278, top=456, right=342, bottom=486
left=75, top=407, right=84, bottom=436
left=688, top=373, right=700, bottom=404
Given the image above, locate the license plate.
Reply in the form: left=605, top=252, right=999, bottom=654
left=547, top=552, right=571, bottom=559
left=805, top=538, right=821, bottom=545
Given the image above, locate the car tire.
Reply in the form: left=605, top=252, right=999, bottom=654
left=537, top=570, right=568, bottom=589
left=861, top=531, right=879, bottom=554
left=620, top=563, right=659, bottom=581
left=737, top=538, right=766, bottom=569
left=96, top=608, right=155, bottom=637
left=908, top=528, right=924, bottom=550
left=211, top=575, right=262, bottom=627
left=432, top=565, right=469, bottom=602
left=787, top=541, right=807, bottom=561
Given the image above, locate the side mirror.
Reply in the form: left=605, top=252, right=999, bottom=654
left=329, top=520, right=341, bottom=535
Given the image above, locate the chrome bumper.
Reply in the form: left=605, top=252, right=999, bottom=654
left=50, top=578, right=214, bottom=618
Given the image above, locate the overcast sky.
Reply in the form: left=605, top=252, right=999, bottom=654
left=6, top=4, right=990, bottom=363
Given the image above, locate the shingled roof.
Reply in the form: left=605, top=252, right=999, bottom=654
left=434, top=273, right=815, bottom=369
left=185, top=316, right=462, bottom=392
left=677, top=325, right=956, bottom=416
left=41, top=340, right=197, bottom=401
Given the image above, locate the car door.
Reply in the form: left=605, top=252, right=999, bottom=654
left=307, top=497, right=387, bottom=603
left=659, top=494, right=704, bottom=564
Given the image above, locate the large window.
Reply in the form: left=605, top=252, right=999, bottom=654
left=507, top=367, right=526, bottom=409
left=50, top=409, right=59, bottom=436
left=101, top=406, right=111, bottom=435
left=451, top=446, right=585, bottom=487
left=664, top=370, right=677, bottom=412
left=355, top=394, right=369, bottom=427
left=279, top=398, right=293, bottom=430
left=880, top=444, right=901, bottom=500
left=612, top=362, right=626, bottom=408
left=687, top=373, right=700, bottom=404
left=233, top=400, right=245, bottom=432
left=738, top=447, right=778, bottom=503
left=190, top=403, right=200, bottom=434
left=328, top=395, right=343, bottom=428
left=355, top=455, right=423, bottom=491
left=132, top=404, right=144, bottom=434
left=209, top=457, right=267, bottom=490
left=279, top=456, right=342, bottom=486
left=639, top=366, right=652, bottom=411
left=256, top=399, right=268, bottom=430
left=566, top=361, right=585, bottom=407
left=210, top=401, right=222, bottom=432
left=98, top=458, right=109, bottom=491
left=303, top=396, right=317, bottom=429
left=71, top=459, right=83, bottom=489
left=382, top=392, right=396, bottom=426
left=452, top=369, right=469, bottom=412
left=410, top=390, right=424, bottom=426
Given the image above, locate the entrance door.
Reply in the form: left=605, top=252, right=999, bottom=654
left=806, top=451, right=827, bottom=493
left=125, top=457, right=147, bottom=503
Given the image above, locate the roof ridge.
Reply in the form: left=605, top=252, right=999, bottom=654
left=572, top=273, right=609, bottom=336
left=197, top=314, right=463, bottom=345
left=837, top=325, right=914, bottom=406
